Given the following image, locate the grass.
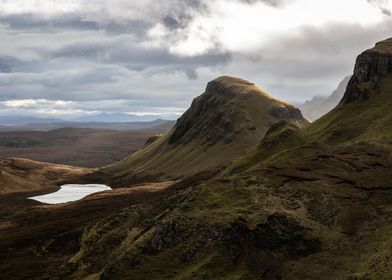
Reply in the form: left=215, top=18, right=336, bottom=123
left=5, top=70, right=392, bottom=279
left=47, top=76, right=392, bottom=279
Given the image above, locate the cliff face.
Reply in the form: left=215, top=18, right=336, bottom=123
left=341, top=38, right=392, bottom=103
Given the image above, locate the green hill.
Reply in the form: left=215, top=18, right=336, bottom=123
left=103, top=76, right=309, bottom=186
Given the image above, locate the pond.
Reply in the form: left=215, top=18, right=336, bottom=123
left=28, top=184, right=112, bottom=204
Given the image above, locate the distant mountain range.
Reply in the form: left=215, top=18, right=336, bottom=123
left=0, top=114, right=177, bottom=131
left=0, top=116, right=64, bottom=126
left=74, top=113, right=179, bottom=123
left=298, top=76, right=351, bottom=121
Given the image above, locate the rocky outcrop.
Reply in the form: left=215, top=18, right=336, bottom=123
left=270, top=106, right=303, bottom=119
left=341, top=38, right=392, bottom=103
left=225, top=214, right=321, bottom=278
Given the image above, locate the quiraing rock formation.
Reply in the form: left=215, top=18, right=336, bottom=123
left=342, top=38, right=392, bottom=103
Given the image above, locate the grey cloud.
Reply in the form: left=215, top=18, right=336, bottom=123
left=238, top=0, right=290, bottom=7
left=0, top=14, right=99, bottom=31
left=0, top=0, right=390, bottom=118
left=48, top=37, right=230, bottom=78
left=368, top=0, right=392, bottom=16
left=0, top=13, right=150, bottom=36
left=219, top=20, right=392, bottom=103
left=0, top=63, right=205, bottom=106
left=0, top=62, right=11, bottom=73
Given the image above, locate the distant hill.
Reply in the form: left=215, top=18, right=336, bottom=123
left=0, top=119, right=175, bottom=131
left=0, top=158, right=90, bottom=194
left=0, top=116, right=64, bottom=126
left=298, top=76, right=351, bottom=121
left=0, top=122, right=173, bottom=168
left=102, top=76, right=309, bottom=186
left=75, top=113, right=178, bottom=123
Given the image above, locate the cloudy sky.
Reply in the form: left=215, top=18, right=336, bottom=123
left=0, top=0, right=391, bottom=119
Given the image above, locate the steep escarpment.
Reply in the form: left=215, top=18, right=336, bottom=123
left=341, top=38, right=392, bottom=103
left=103, top=76, right=309, bottom=186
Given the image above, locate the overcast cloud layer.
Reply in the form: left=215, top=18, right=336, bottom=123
left=0, top=0, right=391, bottom=118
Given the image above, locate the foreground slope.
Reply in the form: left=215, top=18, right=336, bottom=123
left=103, top=76, right=309, bottom=185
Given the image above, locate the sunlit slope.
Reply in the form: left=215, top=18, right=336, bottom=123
left=0, top=158, right=91, bottom=194
left=104, top=76, right=309, bottom=185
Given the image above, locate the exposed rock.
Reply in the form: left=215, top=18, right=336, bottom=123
left=225, top=214, right=321, bottom=278
left=270, top=106, right=303, bottom=119
left=341, top=38, right=392, bottom=103
left=143, top=134, right=163, bottom=147
left=144, top=220, right=184, bottom=253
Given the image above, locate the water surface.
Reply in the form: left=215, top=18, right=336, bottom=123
left=29, top=184, right=112, bottom=204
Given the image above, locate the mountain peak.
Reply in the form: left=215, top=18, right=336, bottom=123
left=206, top=76, right=273, bottom=99
left=104, top=76, right=309, bottom=185
left=168, top=76, right=307, bottom=146
left=369, top=38, right=392, bottom=54
left=341, top=38, right=392, bottom=104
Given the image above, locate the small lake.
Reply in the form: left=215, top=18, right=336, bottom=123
left=28, top=184, right=112, bottom=204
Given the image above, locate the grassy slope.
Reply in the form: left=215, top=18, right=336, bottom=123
left=0, top=158, right=92, bottom=194
left=103, top=76, right=309, bottom=186
left=4, top=72, right=392, bottom=278
left=5, top=77, right=392, bottom=279
left=44, top=76, right=392, bottom=279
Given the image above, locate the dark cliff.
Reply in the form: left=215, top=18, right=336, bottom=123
left=341, top=38, right=392, bottom=103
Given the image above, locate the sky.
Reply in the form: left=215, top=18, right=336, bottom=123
left=0, top=0, right=391, bottom=119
